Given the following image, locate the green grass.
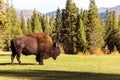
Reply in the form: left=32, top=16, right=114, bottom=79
left=0, top=53, right=120, bottom=80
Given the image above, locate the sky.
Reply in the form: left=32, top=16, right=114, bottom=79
left=4, top=0, right=120, bottom=13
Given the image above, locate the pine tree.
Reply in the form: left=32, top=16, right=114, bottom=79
left=0, top=0, right=7, bottom=32
left=49, top=14, right=55, bottom=36
left=53, top=7, right=62, bottom=42
left=0, top=0, right=20, bottom=51
left=34, top=13, right=43, bottom=33
left=103, top=10, right=111, bottom=53
left=106, top=11, right=120, bottom=53
left=41, top=15, right=49, bottom=34
left=27, top=18, right=32, bottom=34
left=104, top=10, right=110, bottom=40
left=31, top=9, right=43, bottom=33
left=79, top=10, right=89, bottom=53
left=20, top=11, right=26, bottom=34
left=112, top=12, right=118, bottom=30
left=1, top=0, right=11, bottom=51
left=3, top=1, right=22, bottom=51
left=117, top=15, right=120, bottom=49
left=1, top=1, right=11, bottom=51
left=82, top=10, right=89, bottom=32
left=118, top=15, right=120, bottom=27
left=61, top=0, right=78, bottom=54
left=87, top=0, right=104, bottom=54
left=77, top=16, right=87, bottom=53
left=9, top=7, right=22, bottom=37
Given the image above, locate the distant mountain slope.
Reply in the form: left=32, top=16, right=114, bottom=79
left=46, top=11, right=57, bottom=17
left=15, top=5, right=120, bottom=21
left=46, top=5, right=120, bottom=19
left=98, top=7, right=108, bottom=13
left=16, top=9, right=33, bottom=21
left=16, top=9, right=42, bottom=22
left=99, top=5, right=120, bottom=19
left=99, top=5, right=120, bottom=13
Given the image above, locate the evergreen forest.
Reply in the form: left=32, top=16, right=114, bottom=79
left=1, top=0, right=120, bottom=54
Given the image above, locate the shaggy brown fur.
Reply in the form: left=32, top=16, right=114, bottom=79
left=11, top=33, right=60, bottom=65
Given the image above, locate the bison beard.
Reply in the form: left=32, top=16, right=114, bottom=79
left=11, top=33, right=60, bottom=65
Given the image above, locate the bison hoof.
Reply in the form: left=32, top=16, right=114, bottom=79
left=19, top=64, right=22, bottom=66
left=19, top=63, right=22, bottom=65
left=11, top=63, right=14, bottom=66
left=39, top=62, right=44, bottom=65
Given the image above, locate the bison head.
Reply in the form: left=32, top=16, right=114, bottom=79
left=52, top=42, right=60, bottom=60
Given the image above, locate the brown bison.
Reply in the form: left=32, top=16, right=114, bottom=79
left=11, top=33, right=60, bottom=65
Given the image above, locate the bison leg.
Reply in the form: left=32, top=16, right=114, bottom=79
left=11, top=53, right=16, bottom=65
left=36, top=54, right=44, bottom=65
left=16, top=53, right=22, bottom=65
left=39, top=59, right=44, bottom=65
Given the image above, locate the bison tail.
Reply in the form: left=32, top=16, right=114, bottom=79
left=11, top=39, right=16, bottom=53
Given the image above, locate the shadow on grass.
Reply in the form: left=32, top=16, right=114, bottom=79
left=0, top=54, right=10, bottom=56
left=0, top=63, right=37, bottom=65
left=0, top=70, right=120, bottom=80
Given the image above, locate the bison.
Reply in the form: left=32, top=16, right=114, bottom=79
left=11, top=32, right=60, bottom=65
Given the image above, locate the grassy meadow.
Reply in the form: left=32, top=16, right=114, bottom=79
left=0, top=52, right=120, bottom=80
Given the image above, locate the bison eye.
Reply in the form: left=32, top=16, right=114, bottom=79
left=53, top=42, right=60, bottom=48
